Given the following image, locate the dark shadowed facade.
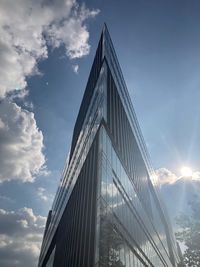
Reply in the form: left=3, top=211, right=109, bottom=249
left=38, top=25, right=180, bottom=267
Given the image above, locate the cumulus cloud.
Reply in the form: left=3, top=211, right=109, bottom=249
left=0, top=100, right=47, bottom=183
left=0, top=0, right=99, bottom=98
left=155, top=168, right=178, bottom=186
left=37, top=187, right=53, bottom=202
left=0, top=207, right=46, bottom=267
left=155, top=167, right=200, bottom=186
left=47, top=4, right=99, bottom=59
left=0, top=0, right=99, bottom=183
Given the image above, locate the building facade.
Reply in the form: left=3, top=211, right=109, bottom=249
left=38, top=25, right=180, bottom=267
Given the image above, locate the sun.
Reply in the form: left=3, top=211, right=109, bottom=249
left=181, top=166, right=193, bottom=177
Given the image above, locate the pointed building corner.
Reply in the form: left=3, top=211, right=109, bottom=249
left=38, top=26, right=181, bottom=267
left=102, top=22, right=108, bottom=33
left=101, top=22, right=111, bottom=47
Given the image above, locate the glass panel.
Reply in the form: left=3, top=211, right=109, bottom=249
left=98, top=128, right=173, bottom=267
left=45, top=246, right=56, bottom=267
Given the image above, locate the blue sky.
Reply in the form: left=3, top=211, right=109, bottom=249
left=0, top=0, right=200, bottom=266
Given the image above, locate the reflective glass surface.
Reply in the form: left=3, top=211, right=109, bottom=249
left=38, top=26, right=180, bottom=267
left=45, top=247, right=55, bottom=267
left=39, top=62, right=107, bottom=266
left=97, top=126, right=175, bottom=267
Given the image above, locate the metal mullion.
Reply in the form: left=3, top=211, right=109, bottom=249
left=115, top=85, right=120, bottom=149
left=86, top=141, right=95, bottom=265
left=89, top=140, right=98, bottom=266
left=62, top=191, right=73, bottom=266
left=82, top=145, right=92, bottom=266
left=66, top=188, right=76, bottom=266
left=71, top=182, right=79, bottom=266
left=74, top=165, right=86, bottom=267
left=121, top=107, right=126, bottom=162
left=112, top=81, right=116, bottom=144
left=117, top=95, right=121, bottom=153
left=127, top=123, right=132, bottom=175
left=78, top=158, right=88, bottom=267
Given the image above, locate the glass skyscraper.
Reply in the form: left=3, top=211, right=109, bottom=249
left=38, top=25, right=180, bottom=267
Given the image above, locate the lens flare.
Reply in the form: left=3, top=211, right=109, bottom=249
left=181, top=166, right=193, bottom=177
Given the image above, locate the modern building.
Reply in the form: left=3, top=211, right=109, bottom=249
left=38, top=25, right=180, bottom=267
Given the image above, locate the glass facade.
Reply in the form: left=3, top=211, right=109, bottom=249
left=97, top=127, right=175, bottom=266
left=38, top=25, right=180, bottom=267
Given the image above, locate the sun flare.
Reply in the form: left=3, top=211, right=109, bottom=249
left=181, top=166, right=193, bottom=177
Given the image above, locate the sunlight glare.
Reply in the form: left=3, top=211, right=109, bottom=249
left=181, top=166, right=193, bottom=177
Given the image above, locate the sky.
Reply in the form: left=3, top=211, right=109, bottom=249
left=0, top=0, right=200, bottom=266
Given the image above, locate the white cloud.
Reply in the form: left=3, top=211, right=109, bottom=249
left=7, top=89, right=29, bottom=102
left=192, top=171, right=200, bottom=181
left=0, top=207, right=46, bottom=267
left=0, top=0, right=99, bottom=98
left=155, top=168, right=200, bottom=186
left=47, top=5, right=99, bottom=59
left=0, top=100, right=47, bottom=183
left=37, top=187, right=53, bottom=202
left=0, top=0, right=99, bottom=183
left=155, top=168, right=179, bottom=185
left=72, top=64, right=79, bottom=73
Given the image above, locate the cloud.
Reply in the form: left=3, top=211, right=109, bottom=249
left=0, top=207, right=46, bottom=267
left=0, top=0, right=99, bottom=98
left=37, top=187, right=53, bottom=202
left=0, top=100, right=47, bottom=183
left=72, top=64, right=79, bottom=73
left=192, top=171, right=200, bottom=181
left=47, top=4, right=99, bottom=59
left=155, top=168, right=200, bottom=186
left=0, top=0, right=99, bottom=183
left=159, top=172, right=200, bottom=227
left=155, top=168, right=178, bottom=185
